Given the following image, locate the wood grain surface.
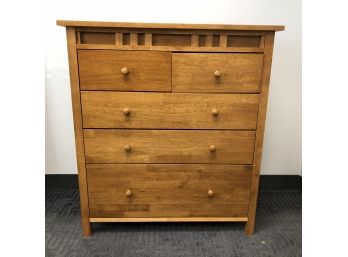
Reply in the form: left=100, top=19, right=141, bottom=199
left=78, top=50, right=171, bottom=91
left=172, top=53, right=264, bottom=93
left=245, top=32, right=275, bottom=235
left=84, top=129, right=256, bottom=164
left=77, top=44, right=264, bottom=53
left=90, top=217, right=248, bottom=222
left=87, top=164, right=252, bottom=218
left=81, top=92, right=260, bottom=129
left=59, top=21, right=283, bottom=236
left=57, top=20, right=285, bottom=31
left=66, top=28, right=91, bottom=236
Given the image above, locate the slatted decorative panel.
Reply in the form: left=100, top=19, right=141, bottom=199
left=76, top=30, right=266, bottom=52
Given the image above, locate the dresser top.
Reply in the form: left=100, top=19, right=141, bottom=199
left=56, top=20, right=284, bottom=31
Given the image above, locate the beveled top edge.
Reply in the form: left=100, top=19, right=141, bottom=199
left=56, top=20, right=285, bottom=31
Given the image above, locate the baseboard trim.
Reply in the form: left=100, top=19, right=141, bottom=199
left=260, top=175, right=302, bottom=189
left=45, top=174, right=302, bottom=189
left=45, top=174, right=78, bottom=188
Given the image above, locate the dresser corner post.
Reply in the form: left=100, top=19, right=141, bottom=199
left=245, top=32, right=275, bottom=236
left=66, top=26, right=92, bottom=237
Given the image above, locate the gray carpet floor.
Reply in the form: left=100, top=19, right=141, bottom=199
left=46, top=187, right=301, bottom=257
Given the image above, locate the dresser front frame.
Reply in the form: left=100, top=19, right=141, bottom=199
left=63, top=23, right=279, bottom=236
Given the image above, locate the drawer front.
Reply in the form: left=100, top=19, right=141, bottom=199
left=172, top=53, right=264, bottom=93
left=87, top=164, right=252, bottom=218
left=84, top=129, right=255, bottom=164
left=81, top=92, right=260, bottom=130
left=78, top=50, right=171, bottom=91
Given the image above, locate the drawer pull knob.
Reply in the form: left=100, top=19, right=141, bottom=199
left=209, top=145, right=216, bottom=152
left=126, top=190, right=132, bottom=197
left=124, top=145, right=132, bottom=152
left=123, top=108, right=131, bottom=115
left=214, top=70, right=222, bottom=78
left=212, top=109, right=219, bottom=116
left=207, top=190, right=214, bottom=197
left=121, top=67, right=129, bottom=75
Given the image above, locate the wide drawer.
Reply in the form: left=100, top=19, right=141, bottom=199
left=172, top=53, right=264, bottom=93
left=81, top=92, right=260, bottom=130
left=78, top=50, right=171, bottom=91
left=84, top=129, right=255, bottom=164
left=87, top=164, right=252, bottom=218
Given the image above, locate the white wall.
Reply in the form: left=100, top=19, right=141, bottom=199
left=45, top=0, right=301, bottom=175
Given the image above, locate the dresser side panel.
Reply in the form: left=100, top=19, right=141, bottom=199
left=66, top=27, right=91, bottom=236
left=245, top=32, right=275, bottom=235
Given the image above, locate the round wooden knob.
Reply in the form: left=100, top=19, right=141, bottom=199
left=212, top=109, right=219, bottom=116
left=121, top=67, right=129, bottom=75
left=208, top=190, right=214, bottom=197
left=214, top=70, right=222, bottom=78
left=124, top=145, right=132, bottom=152
left=126, top=190, right=132, bottom=197
left=210, top=145, right=216, bottom=152
left=123, top=108, right=130, bottom=115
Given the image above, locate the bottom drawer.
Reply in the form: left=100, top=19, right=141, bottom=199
left=87, top=164, right=252, bottom=218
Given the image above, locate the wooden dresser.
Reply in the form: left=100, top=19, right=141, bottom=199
left=57, top=20, right=284, bottom=236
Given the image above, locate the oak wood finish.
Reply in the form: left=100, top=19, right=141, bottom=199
left=65, top=27, right=91, bottom=236
left=172, top=53, right=264, bottom=93
left=78, top=50, right=171, bottom=91
left=80, top=32, right=115, bottom=44
left=74, top=27, right=270, bottom=35
left=69, top=27, right=274, bottom=53
left=227, top=35, right=261, bottom=47
left=87, top=164, right=252, bottom=218
left=57, top=20, right=284, bottom=31
left=245, top=32, right=275, bottom=235
left=77, top=44, right=265, bottom=53
left=81, top=92, right=260, bottom=129
left=84, top=129, right=256, bottom=164
left=58, top=20, right=283, bottom=236
left=90, top=217, right=248, bottom=222
left=152, top=34, right=191, bottom=46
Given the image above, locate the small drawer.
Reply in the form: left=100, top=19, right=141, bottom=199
left=172, top=53, right=264, bottom=93
left=78, top=50, right=171, bottom=91
left=81, top=92, right=260, bottom=130
left=87, top=164, right=252, bottom=218
left=84, top=129, right=255, bottom=164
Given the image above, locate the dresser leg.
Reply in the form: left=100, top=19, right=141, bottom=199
left=82, top=218, right=92, bottom=237
left=245, top=218, right=255, bottom=235
left=245, top=184, right=258, bottom=236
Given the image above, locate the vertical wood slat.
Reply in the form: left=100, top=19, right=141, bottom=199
left=145, top=33, right=152, bottom=46
left=76, top=31, right=81, bottom=44
left=260, top=35, right=266, bottom=48
left=115, top=32, right=123, bottom=45
left=191, top=34, right=199, bottom=47
left=220, top=35, right=227, bottom=48
left=245, top=32, right=275, bottom=236
left=130, top=33, right=138, bottom=46
left=66, top=27, right=91, bottom=237
left=206, top=34, right=213, bottom=47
